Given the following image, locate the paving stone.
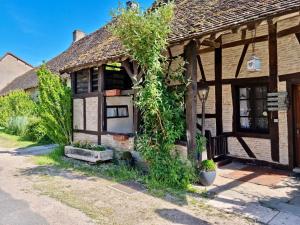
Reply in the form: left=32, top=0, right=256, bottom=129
left=269, top=212, right=300, bottom=225
left=290, top=196, right=300, bottom=206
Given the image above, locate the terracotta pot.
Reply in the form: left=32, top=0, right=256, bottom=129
left=199, top=170, right=216, bottom=186
left=105, top=89, right=121, bottom=96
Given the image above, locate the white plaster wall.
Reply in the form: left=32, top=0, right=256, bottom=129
left=106, top=96, right=134, bottom=134
left=86, top=97, right=98, bottom=132
left=73, top=99, right=84, bottom=130
left=73, top=132, right=98, bottom=144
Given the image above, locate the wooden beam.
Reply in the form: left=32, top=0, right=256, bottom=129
left=184, top=40, right=198, bottom=161
left=279, top=72, right=300, bottom=81
left=215, top=47, right=223, bottom=136
left=98, top=66, right=105, bottom=145
left=268, top=21, right=280, bottom=162
left=296, top=33, right=300, bottom=44
left=201, top=39, right=221, bottom=48
left=83, top=98, right=86, bottom=131
left=197, top=55, right=206, bottom=81
left=277, top=24, right=300, bottom=38
left=235, top=44, right=249, bottom=78
left=237, top=136, right=256, bottom=158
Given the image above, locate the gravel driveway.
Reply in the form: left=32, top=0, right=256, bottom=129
left=0, top=146, right=258, bottom=225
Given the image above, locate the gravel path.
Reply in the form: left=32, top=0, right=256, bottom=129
left=0, top=146, right=258, bottom=225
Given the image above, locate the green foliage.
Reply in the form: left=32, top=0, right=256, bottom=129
left=0, top=90, right=36, bottom=128
left=112, top=2, right=193, bottom=189
left=73, top=141, right=106, bottom=152
left=25, top=117, right=49, bottom=142
left=200, top=160, right=216, bottom=172
left=6, top=116, right=29, bottom=136
left=196, top=134, right=206, bottom=153
left=37, top=65, right=72, bottom=145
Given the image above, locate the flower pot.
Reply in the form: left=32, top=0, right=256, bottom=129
left=199, top=170, right=216, bottom=186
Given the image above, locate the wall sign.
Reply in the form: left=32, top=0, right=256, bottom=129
left=267, top=92, right=288, bottom=111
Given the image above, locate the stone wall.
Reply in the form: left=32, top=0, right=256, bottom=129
left=101, top=134, right=134, bottom=151
left=73, top=132, right=98, bottom=144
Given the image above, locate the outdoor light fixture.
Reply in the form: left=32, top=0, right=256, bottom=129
left=198, top=85, right=210, bottom=102
left=247, top=29, right=262, bottom=72
left=198, top=82, right=210, bottom=161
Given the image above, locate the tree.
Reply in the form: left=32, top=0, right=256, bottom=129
left=37, top=65, right=72, bottom=145
left=112, top=2, right=194, bottom=188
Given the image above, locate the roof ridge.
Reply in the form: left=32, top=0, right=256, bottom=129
left=0, top=52, right=33, bottom=68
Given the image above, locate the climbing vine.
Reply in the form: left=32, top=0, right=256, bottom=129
left=112, top=2, right=194, bottom=188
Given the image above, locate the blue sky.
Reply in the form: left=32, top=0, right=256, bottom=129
left=0, top=0, right=153, bottom=66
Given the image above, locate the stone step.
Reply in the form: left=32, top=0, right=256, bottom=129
left=293, top=167, right=300, bottom=174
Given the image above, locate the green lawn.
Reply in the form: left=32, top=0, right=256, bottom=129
left=0, top=131, right=39, bottom=148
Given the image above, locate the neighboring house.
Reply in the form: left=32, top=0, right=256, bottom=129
left=59, top=0, right=300, bottom=172
left=0, top=32, right=84, bottom=97
left=0, top=52, right=33, bottom=92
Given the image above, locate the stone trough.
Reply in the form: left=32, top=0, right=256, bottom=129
left=64, top=146, right=113, bottom=163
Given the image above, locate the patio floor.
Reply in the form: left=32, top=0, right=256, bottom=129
left=196, top=162, right=300, bottom=224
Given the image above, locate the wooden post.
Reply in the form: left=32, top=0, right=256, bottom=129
left=215, top=47, right=223, bottom=136
left=268, top=21, right=280, bottom=162
left=98, top=66, right=105, bottom=145
left=184, top=40, right=198, bottom=161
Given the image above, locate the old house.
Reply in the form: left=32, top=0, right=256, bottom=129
left=60, top=0, right=300, bottom=171
left=0, top=52, right=33, bottom=92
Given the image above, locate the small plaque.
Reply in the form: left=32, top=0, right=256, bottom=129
left=267, top=92, right=288, bottom=112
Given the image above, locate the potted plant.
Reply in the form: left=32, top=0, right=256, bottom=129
left=198, top=159, right=217, bottom=186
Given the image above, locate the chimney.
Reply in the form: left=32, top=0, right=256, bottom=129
left=126, top=1, right=138, bottom=10
left=73, top=30, right=86, bottom=43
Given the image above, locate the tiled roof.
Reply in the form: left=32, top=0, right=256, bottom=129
left=61, top=0, right=300, bottom=72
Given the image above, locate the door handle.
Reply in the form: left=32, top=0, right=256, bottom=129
left=297, top=129, right=300, bottom=135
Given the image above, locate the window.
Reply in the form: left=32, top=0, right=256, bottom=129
left=236, top=85, right=269, bottom=133
left=91, top=68, right=99, bottom=92
left=104, top=65, right=133, bottom=90
left=106, top=105, right=129, bottom=118
left=75, top=70, right=89, bottom=94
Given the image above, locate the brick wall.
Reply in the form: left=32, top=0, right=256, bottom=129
left=101, top=134, right=134, bottom=151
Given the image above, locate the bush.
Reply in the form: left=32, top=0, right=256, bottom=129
left=200, top=160, right=217, bottom=172
left=37, top=65, right=72, bottom=145
left=25, top=117, right=49, bottom=142
left=6, top=116, right=29, bottom=136
left=0, top=90, right=36, bottom=128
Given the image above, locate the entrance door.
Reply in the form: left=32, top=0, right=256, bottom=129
left=294, top=85, right=300, bottom=167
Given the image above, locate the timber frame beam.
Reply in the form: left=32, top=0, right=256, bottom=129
left=184, top=40, right=198, bottom=161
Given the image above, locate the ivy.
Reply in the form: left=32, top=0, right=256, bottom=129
left=112, top=2, right=194, bottom=189
left=37, top=65, right=72, bottom=145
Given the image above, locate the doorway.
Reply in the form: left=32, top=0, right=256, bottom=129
left=293, top=85, right=300, bottom=167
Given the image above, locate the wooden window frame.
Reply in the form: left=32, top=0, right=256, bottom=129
left=106, top=105, right=129, bottom=119
left=234, top=83, right=270, bottom=134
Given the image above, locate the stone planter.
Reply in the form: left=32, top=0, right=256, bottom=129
left=65, top=146, right=113, bottom=163
left=199, top=170, right=217, bottom=186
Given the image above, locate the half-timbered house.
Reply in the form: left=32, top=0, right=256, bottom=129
left=61, top=0, right=300, bottom=171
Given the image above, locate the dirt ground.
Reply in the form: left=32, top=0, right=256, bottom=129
left=0, top=147, right=258, bottom=225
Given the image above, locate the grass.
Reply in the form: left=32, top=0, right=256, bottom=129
left=34, top=146, right=141, bottom=183
left=0, top=130, right=40, bottom=148
left=33, top=146, right=209, bottom=203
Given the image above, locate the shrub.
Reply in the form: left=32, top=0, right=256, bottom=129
left=200, top=160, right=217, bottom=172
left=25, top=117, right=49, bottom=142
left=37, top=65, right=72, bottom=145
left=6, top=116, right=29, bottom=136
left=0, top=90, right=36, bottom=128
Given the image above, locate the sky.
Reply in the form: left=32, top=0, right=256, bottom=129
left=0, top=0, right=153, bottom=66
